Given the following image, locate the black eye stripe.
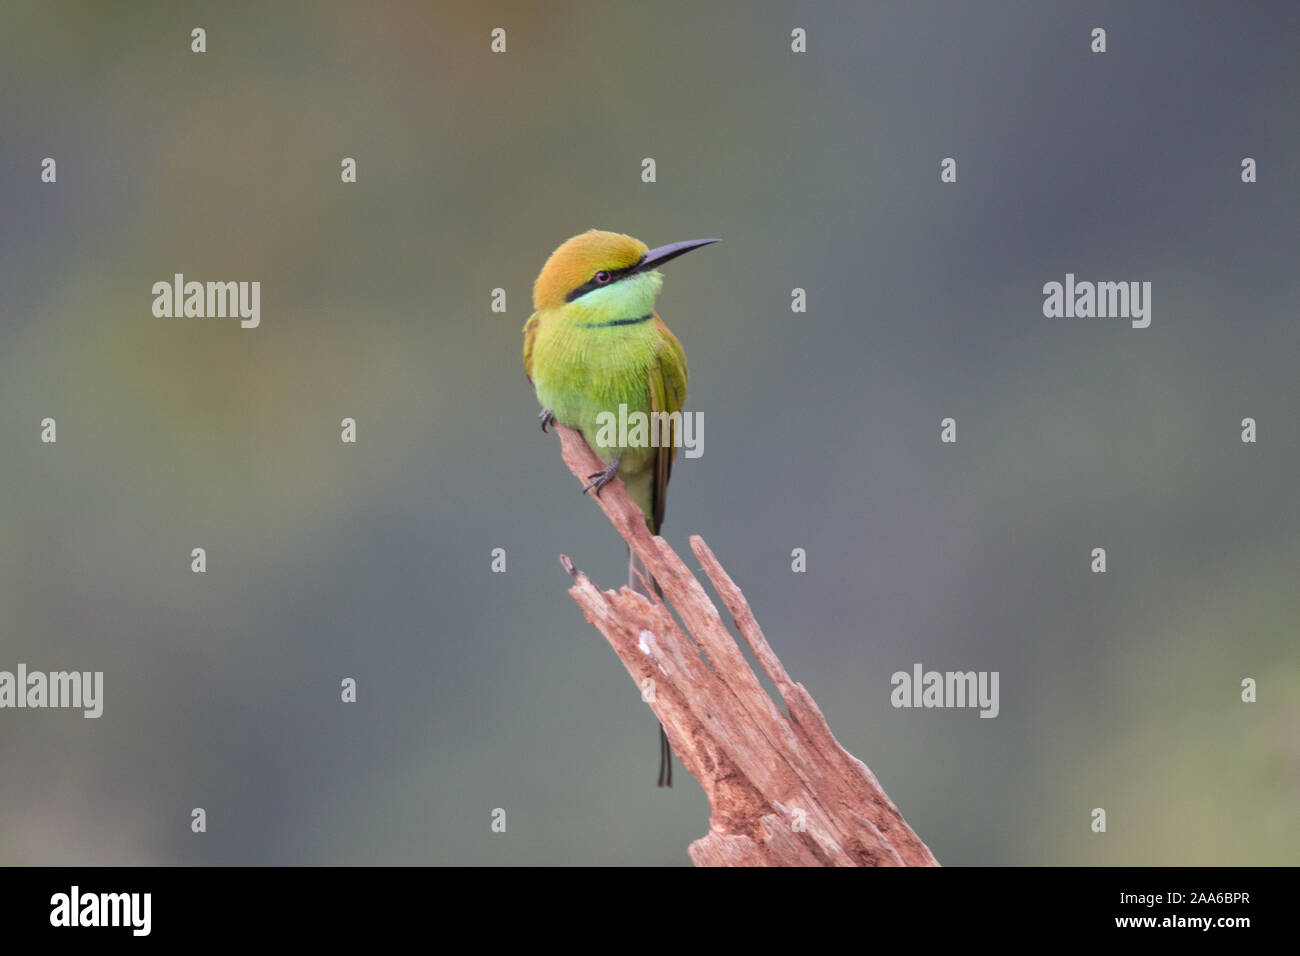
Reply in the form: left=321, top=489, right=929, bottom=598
left=564, top=256, right=646, bottom=302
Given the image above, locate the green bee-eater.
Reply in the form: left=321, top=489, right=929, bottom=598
left=524, top=229, right=718, bottom=787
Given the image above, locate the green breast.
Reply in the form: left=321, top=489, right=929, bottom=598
left=533, top=319, right=660, bottom=470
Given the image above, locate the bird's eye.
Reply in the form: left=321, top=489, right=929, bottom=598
left=594, top=271, right=611, bottom=284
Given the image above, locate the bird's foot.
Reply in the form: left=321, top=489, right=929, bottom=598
left=538, top=408, right=556, bottom=432
left=582, top=458, right=622, bottom=497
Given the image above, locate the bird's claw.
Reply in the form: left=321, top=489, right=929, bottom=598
left=582, top=459, right=621, bottom=497
left=538, top=408, right=556, bottom=432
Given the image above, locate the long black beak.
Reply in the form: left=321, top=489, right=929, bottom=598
left=638, top=238, right=720, bottom=272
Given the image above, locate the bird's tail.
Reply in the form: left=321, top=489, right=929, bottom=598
left=629, top=546, right=672, bottom=788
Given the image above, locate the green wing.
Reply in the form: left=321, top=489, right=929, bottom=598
left=522, top=312, right=540, bottom=383
left=647, top=316, right=688, bottom=534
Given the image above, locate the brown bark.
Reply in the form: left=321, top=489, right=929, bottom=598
left=553, top=425, right=939, bottom=867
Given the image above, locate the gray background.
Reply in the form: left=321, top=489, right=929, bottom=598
left=1, top=1, right=1296, bottom=865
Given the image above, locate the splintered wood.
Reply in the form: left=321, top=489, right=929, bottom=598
left=554, top=425, right=938, bottom=867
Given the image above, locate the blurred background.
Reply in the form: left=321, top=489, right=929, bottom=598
left=1, top=0, right=1297, bottom=865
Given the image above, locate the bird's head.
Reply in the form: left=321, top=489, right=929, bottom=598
left=532, top=229, right=718, bottom=313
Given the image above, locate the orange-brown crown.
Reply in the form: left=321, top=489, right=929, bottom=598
left=532, top=230, right=648, bottom=309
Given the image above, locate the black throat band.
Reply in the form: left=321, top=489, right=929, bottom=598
left=575, top=313, right=653, bottom=329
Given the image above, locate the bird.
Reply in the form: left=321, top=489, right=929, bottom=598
left=523, top=229, right=718, bottom=787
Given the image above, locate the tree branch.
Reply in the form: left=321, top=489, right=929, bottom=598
left=553, top=425, right=939, bottom=867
